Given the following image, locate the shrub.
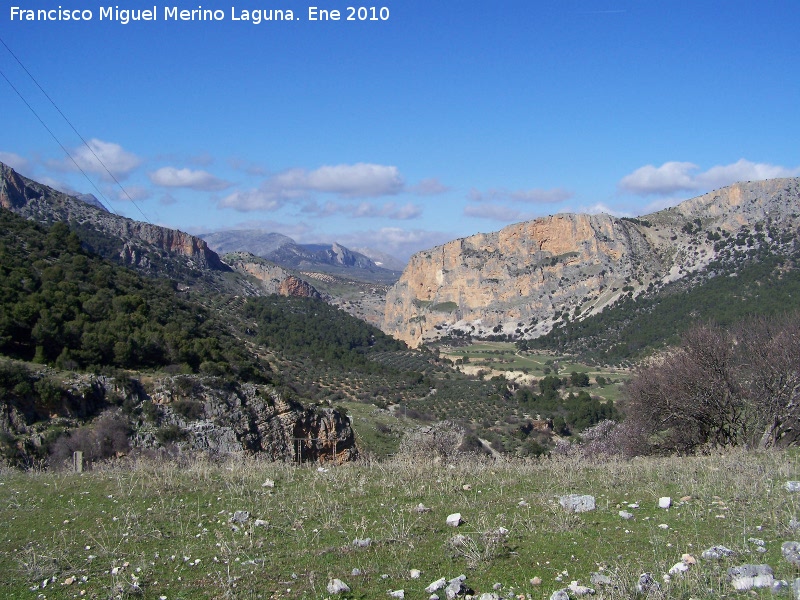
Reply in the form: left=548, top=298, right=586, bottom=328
left=49, top=410, right=131, bottom=468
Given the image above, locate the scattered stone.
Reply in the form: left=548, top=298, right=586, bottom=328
left=728, top=564, right=774, bottom=590
left=681, top=553, right=696, bottom=565
left=702, top=545, right=735, bottom=559
left=680, top=495, right=692, bottom=502
left=658, top=497, right=671, bottom=509
left=63, top=577, right=75, bottom=585
left=493, top=527, right=509, bottom=536
left=462, top=484, right=472, bottom=491
left=794, top=578, right=800, bottom=600
left=262, top=479, right=275, bottom=488
left=327, top=578, right=350, bottom=595
left=549, top=591, right=569, bottom=600
left=530, top=576, right=542, bottom=586
left=568, top=581, right=595, bottom=596
left=254, top=519, right=268, bottom=527
left=492, top=582, right=502, bottom=590
left=772, top=579, right=790, bottom=595
left=429, top=596, right=440, bottom=600
left=351, top=568, right=362, bottom=576
left=388, top=590, right=404, bottom=598
left=446, top=513, right=464, bottom=527
left=782, top=541, right=800, bottom=566
left=627, top=503, right=640, bottom=509
left=559, top=494, right=596, bottom=513
left=352, top=538, right=372, bottom=548
left=230, top=511, right=249, bottom=524
left=445, top=575, right=468, bottom=599
left=590, top=572, right=612, bottom=586
left=619, top=511, right=634, bottom=520
left=410, top=569, right=421, bottom=579
left=658, top=523, right=669, bottom=529
left=791, top=519, right=800, bottom=531
left=785, top=481, right=800, bottom=493
left=636, top=573, right=660, bottom=593
left=669, top=562, right=690, bottom=576
left=518, top=500, right=530, bottom=507
left=426, top=577, right=447, bottom=593
left=478, top=594, right=499, bottom=600
left=414, top=503, right=432, bottom=513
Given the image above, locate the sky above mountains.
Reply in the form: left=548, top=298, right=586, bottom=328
left=1, top=1, right=798, bottom=259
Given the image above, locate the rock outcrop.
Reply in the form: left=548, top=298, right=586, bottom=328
left=222, top=252, right=321, bottom=299
left=147, top=377, right=357, bottom=463
left=1, top=368, right=357, bottom=467
left=0, top=161, right=225, bottom=272
left=383, top=178, right=800, bottom=347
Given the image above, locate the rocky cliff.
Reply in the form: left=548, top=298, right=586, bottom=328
left=1, top=368, right=357, bottom=467
left=383, top=178, right=800, bottom=347
left=0, top=162, right=225, bottom=272
left=222, top=252, right=322, bottom=299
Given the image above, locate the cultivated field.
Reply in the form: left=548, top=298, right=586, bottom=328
left=2, top=448, right=799, bottom=599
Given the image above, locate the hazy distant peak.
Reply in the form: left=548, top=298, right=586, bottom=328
left=75, top=193, right=109, bottom=212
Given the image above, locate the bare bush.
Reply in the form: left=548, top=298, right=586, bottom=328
left=624, top=313, right=800, bottom=454
left=49, top=410, right=131, bottom=468
left=397, top=420, right=466, bottom=461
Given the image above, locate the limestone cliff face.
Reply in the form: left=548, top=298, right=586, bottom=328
left=0, top=161, right=224, bottom=271
left=223, top=252, right=321, bottom=299
left=383, top=177, right=800, bottom=347
left=148, top=378, right=357, bottom=463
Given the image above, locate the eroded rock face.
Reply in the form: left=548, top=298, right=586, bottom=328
left=0, top=161, right=225, bottom=271
left=382, top=178, right=800, bottom=347
left=223, top=252, right=321, bottom=299
left=146, top=377, right=357, bottom=463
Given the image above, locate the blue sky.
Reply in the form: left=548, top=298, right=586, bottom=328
left=2, top=1, right=799, bottom=259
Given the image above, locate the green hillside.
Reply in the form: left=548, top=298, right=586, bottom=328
left=526, top=249, right=800, bottom=364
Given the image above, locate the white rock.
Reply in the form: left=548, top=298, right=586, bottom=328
left=326, top=578, right=350, bottom=594
left=410, top=569, right=421, bottom=579
left=568, top=581, right=595, bottom=596
left=619, top=511, right=634, bottom=520
left=388, top=590, right=404, bottom=598
left=669, top=562, right=690, bottom=575
left=446, top=513, right=463, bottom=527
left=559, top=494, right=596, bottom=513
left=785, top=481, right=800, bottom=492
left=262, top=479, right=275, bottom=488
left=425, top=577, right=447, bottom=593
left=658, top=497, right=671, bottom=509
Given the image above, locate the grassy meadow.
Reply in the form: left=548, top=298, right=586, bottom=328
left=2, top=449, right=799, bottom=599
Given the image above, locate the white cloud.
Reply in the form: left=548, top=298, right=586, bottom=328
left=272, top=163, right=404, bottom=198
left=469, top=187, right=573, bottom=204
left=302, top=200, right=422, bottom=220
left=0, top=151, right=29, bottom=172
left=618, top=161, right=698, bottom=195
left=219, top=162, right=409, bottom=212
left=149, top=167, right=231, bottom=191
left=619, top=159, right=800, bottom=196
left=695, top=159, right=800, bottom=189
left=218, top=188, right=289, bottom=212
left=59, top=139, right=142, bottom=180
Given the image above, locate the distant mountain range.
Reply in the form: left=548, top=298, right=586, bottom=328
left=201, top=229, right=404, bottom=278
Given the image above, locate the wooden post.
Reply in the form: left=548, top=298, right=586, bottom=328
left=73, top=451, right=83, bottom=473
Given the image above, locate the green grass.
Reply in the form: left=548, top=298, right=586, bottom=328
left=2, top=449, right=799, bottom=599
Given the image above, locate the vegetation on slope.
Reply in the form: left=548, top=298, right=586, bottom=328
left=0, top=208, right=265, bottom=381
left=525, top=247, right=800, bottom=364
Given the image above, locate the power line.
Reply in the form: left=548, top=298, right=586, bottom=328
left=0, top=35, right=151, bottom=223
left=0, top=66, right=121, bottom=215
